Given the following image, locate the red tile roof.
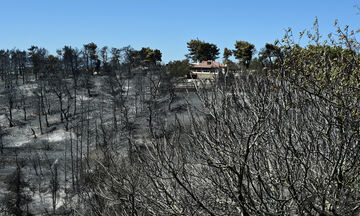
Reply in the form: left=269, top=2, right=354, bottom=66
left=191, top=60, right=225, bottom=69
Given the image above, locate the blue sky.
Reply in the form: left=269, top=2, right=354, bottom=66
left=0, top=0, right=359, bottom=62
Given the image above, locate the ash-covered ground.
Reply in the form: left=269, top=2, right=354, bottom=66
left=0, top=71, right=200, bottom=215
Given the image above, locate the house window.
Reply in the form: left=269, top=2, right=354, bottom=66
left=207, top=61, right=211, bottom=65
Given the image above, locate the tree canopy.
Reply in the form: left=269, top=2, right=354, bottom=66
left=130, top=47, right=162, bottom=66
left=223, top=48, right=232, bottom=64
left=233, top=41, right=255, bottom=68
left=167, top=59, right=190, bottom=78
left=259, top=43, right=282, bottom=69
left=186, top=39, right=219, bottom=62
left=140, top=47, right=162, bottom=65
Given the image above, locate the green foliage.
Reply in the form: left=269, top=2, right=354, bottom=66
left=264, top=24, right=360, bottom=214
left=46, top=55, right=60, bottom=75
left=28, top=46, right=48, bottom=79
left=226, top=60, right=241, bottom=72
left=167, top=59, right=190, bottom=78
left=276, top=42, right=359, bottom=95
left=129, top=47, right=162, bottom=66
left=223, top=48, right=232, bottom=64
left=10, top=49, right=27, bottom=72
left=186, top=39, right=219, bottom=62
left=140, top=47, right=162, bottom=64
left=62, top=46, right=81, bottom=79
left=62, top=46, right=74, bottom=68
left=233, top=41, right=255, bottom=68
left=83, top=42, right=99, bottom=72
left=259, top=43, right=282, bottom=70
left=248, top=57, right=262, bottom=71
left=83, top=42, right=98, bottom=61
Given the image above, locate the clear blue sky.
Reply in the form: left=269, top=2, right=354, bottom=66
left=0, top=0, right=358, bottom=62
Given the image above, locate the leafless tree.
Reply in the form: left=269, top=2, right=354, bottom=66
left=0, top=125, right=6, bottom=154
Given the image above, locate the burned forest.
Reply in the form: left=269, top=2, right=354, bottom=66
left=0, top=23, right=360, bottom=216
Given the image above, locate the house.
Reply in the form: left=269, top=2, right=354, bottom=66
left=190, top=60, right=226, bottom=79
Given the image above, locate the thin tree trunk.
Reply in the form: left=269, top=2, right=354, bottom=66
left=0, top=133, right=3, bottom=154
left=73, top=82, right=77, bottom=117
left=86, top=104, right=90, bottom=168
left=113, top=100, right=117, bottom=132
left=79, top=102, right=84, bottom=181
left=9, top=98, right=13, bottom=127
left=43, top=93, right=50, bottom=127
left=58, top=94, right=64, bottom=123
left=70, top=129, right=75, bottom=191
left=64, top=137, right=68, bottom=203
left=51, top=164, right=58, bottom=214
left=75, top=126, right=79, bottom=193
left=22, top=99, right=27, bottom=122
left=22, top=69, right=25, bottom=84
left=95, top=120, right=98, bottom=149
left=38, top=97, right=43, bottom=134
